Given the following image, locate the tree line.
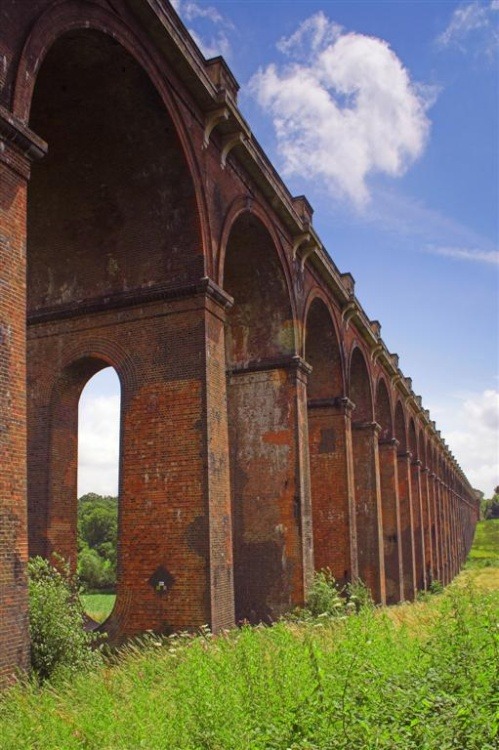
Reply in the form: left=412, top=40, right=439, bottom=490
left=78, top=493, right=117, bottom=591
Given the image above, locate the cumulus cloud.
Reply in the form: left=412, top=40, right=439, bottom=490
left=435, top=389, right=499, bottom=493
left=78, top=394, right=121, bottom=497
left=249, top=12, right=433, bottom=207
left=425, top=245, right=499, bottom=264
left=171, top=0, right=233, bottom=59
left=436, top=1, right=499, bottom=58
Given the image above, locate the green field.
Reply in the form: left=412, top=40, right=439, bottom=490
left=1, top=529, right=498, bottom=749
left=80, top=593, right=116, bottom=624
left=467, top=518, right=499, bottom=567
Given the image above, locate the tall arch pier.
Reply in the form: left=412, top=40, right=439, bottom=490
left=0, top=0, right=479, bottom=684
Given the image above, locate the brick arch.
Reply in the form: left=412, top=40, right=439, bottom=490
left=223, top=209, right=296, bottom=366
left=348, top=346, right=374, bottom=423
left=14, top=1, right=209, bottom=269
left=304, top=295, right=344, bottom=398
left=394, top=400, right=415, bottom=599
left=304, top=294, right=350, bottom=583
left=375, top=378, right=402, bottom=603
left=218, top=196, right=297, bottom=324
left=375, top=377, right=393, bottom=441
left=408, top=417, right=425, bottom=589
left=223, top=208, right=309, bottom=623
left=394, top=400, right=407, bottom=452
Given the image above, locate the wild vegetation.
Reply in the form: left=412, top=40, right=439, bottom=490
left=1, top=522, right=497, bottom=749
left=480, top=486, right=499, bottom=520
left=77, top=493, right=118, bottom=592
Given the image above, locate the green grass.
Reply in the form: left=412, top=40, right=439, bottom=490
left=466, top=519, right=499, bottom=567
left=1, top=538, right=498, bottom=749
left=80, top=593, right=116, bottom=624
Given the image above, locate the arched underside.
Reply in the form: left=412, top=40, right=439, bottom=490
left=349, top=349, right=385, bottom=602
left=25, top=28, right=235, bottom=641
left=224, top=212, right=312, bottom=623
left=28, top=29, right=202, bottom=314
left=375, top=379, right=403, bottom=604
left=305, top=298, right=351, bottom=584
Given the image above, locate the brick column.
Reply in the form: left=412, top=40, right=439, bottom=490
left=307, top=396, right=357, bottom=587
left=0, top=107, right=46, bottom=685
left=438, top=479, right=450, bottom=584
left=110, top=282, right=235, bottom=638
left=410, top=459, right=426, bottom=591
left=421, top=468, right=433, bottom=586
left=352, top=421, right=385, bottom=604
left=429, top=472, right=441, bottom=582
left=228, top=356, right=313, bottom=623
left=397, top=451, right=416, bottom=601
left=378, top=438, right=403, bottom=604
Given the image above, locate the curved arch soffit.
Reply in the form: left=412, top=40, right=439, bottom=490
left=53, top=339, right=139, bottom=397
left=374, top=376, right=393, bottom=434
left=348, top=344, right=374, bottom=421
left=408, top=418, right=419, bottom=459
left=219, top=197, right=298, bottom=348
left=302, top=290, right=346, bottom=394
left=394, top=399, right=407, bottom=451
left=13, top=1, right=210, bottom=264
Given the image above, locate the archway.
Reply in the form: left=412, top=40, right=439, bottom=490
left=375, top=378, right=402, bottom=603
left=408, top=419, right=425, bottom=590
left=305, top=298, right=350, bottom=585
left=394, top=401, right=416, bottom=600
left=25, top=28, right=228, bottom=639
left=349, top=348, right=385, bottom=603
left=78, top=368, right=121, bottom=625
left=224, top=211, right=311, bottom=623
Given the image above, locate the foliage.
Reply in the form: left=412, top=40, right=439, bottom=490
left=481, top=486, right=499, bottom=520
left=27, top=556, right=103, bottom=683
left=77, top=493, right=118, bottom=591
left=2, top=569, right=498, bottom=749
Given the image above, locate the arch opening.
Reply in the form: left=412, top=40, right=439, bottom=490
left=305, top=299, right=349, bottom=584
left=28, top=29, right=202, bottom=314
left=224, top=212, right=305, bottom=623
left=26, top=28, right=205, bottom=639
left=77, top=367, right=121, bottom=626
left=375, top=379, right=402, bottom=604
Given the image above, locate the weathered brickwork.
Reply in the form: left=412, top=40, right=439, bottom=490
left=0, top=0, right=479, bottom=684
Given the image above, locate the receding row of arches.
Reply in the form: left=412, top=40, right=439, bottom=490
left=23, top=24, right=475, bottom=637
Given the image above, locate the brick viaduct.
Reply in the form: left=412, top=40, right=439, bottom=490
left=0, top=0, right=479, bottom=683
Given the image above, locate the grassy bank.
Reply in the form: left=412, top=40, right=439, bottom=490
left=81, top=593, right=116, bottom=624
left=1, top=537, right=498, bottom=749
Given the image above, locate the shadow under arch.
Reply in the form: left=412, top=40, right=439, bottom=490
left=223, top=209, right=311, bottom=623
left=348, top=346, right=385, bottom=603
left=304, top=295, right=352, bottom=585
left=408, top=418, right=426, bottom=591
left=394, top=400, right=416, bottom=600
left=375, top=378, right=403, bottom=604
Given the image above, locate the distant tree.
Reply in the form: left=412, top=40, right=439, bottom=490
left=77, top=493, right=118, bottom=591
left=482, top=487, right=499, bottom=520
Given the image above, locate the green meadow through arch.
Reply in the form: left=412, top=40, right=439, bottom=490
left=77, top=367, right=121, bottom=625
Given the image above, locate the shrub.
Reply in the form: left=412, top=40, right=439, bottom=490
left=306, top=569, right=346, bottom=617
left=28, top=556, right=103, bottom=683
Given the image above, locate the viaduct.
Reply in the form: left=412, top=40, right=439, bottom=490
left=0, top=0, right=479, bottom=684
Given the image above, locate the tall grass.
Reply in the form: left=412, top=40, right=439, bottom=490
left=1, top=568, right=498, bottom=749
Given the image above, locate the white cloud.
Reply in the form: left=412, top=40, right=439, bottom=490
left=437, top=1, right=499, bottom=58
left=432, top=390, right=499, bottom=494
left=425, top=245, right=499, bottom=264
left=78, top=394, right=120, bottom=497
left=172, top=0, right=233, bottom=59
left=249, top=13, right=433, bottom=207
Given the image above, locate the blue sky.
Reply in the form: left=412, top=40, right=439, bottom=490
left=78, top=1, right=498, bottom=496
